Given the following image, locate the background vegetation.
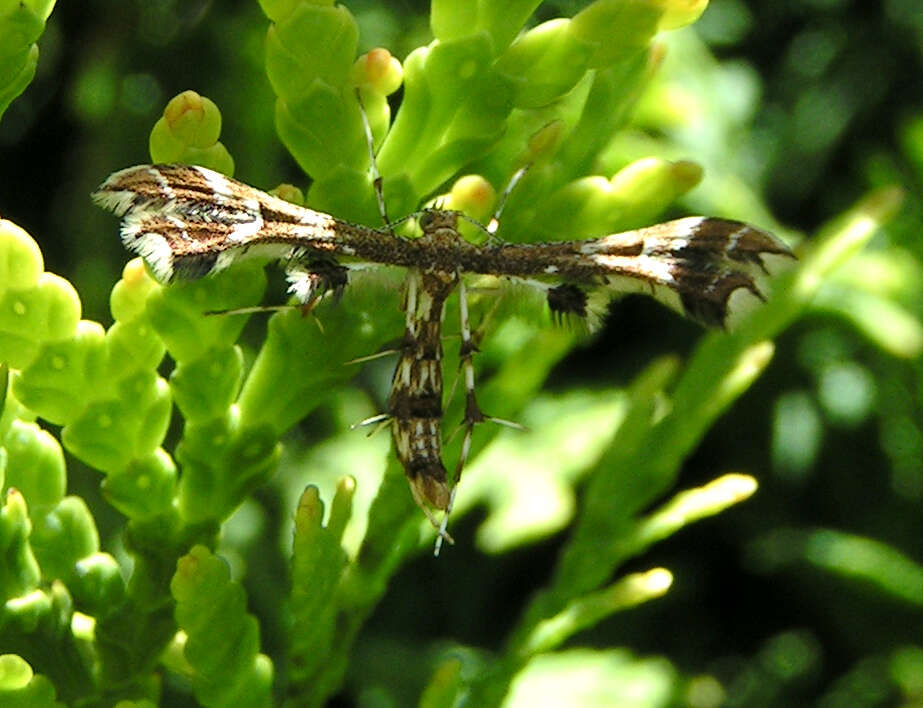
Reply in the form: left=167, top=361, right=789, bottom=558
left=0, top=1, right=921, bottom=706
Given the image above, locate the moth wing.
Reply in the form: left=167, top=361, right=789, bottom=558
left=584, top=217, right=795, bottom=329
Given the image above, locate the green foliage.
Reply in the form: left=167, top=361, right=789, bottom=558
left=171, top=546, right=273, bottom=706
left=149, top=92, right=234, bottom=175
left=0, top=1, right=917, bottom=706
left=0, top=0, right=55, bottom=120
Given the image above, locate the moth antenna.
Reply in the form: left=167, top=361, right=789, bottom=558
left=355, top=88, right=391, bottom=228
left=487, top=164, right=530, bottom=237
left=455, top=165, right=530, bottom=246
left=458, top=212, right=495, bottom=241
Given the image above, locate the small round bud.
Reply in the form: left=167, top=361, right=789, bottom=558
left=350, top=49, right=403, bottom=95
left=449, top=175, right=496, bottom=224
left=270, top=183, right=305, bottom=206
left=162, top=90, right=222, bottom=149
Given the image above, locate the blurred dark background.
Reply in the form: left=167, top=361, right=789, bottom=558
left=2, top=1, right=921, bottom=705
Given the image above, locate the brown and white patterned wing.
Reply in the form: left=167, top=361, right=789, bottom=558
left=92, top=164, right=345, bottom=282
left=578, top=217, right=796, bottom=329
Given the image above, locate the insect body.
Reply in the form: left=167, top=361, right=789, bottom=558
left=94, top=163, right=795, bottom=550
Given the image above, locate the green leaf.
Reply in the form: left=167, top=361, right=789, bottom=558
left=0, top=490, right=40, bottom=601
left=30, top=497, right=98, bottom=582
left=172, top=546, right=274, bottom=707
left=2, top=421, right=65, bottom=514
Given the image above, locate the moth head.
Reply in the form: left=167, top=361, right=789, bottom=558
left=417, top=209, right=459, bottom=237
